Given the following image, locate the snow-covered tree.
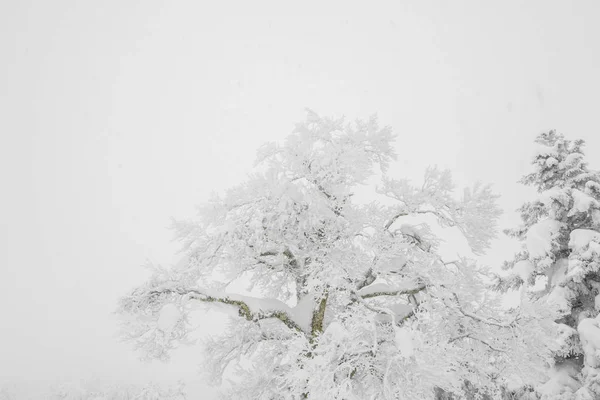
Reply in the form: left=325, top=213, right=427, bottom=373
left=495, top=131, right=600, bottom=399
left=119, top=111, right=555, bottom=399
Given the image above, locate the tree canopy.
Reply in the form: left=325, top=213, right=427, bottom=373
left=118, top=111, right=556, bottom=399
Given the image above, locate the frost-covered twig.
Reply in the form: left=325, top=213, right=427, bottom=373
left=449, top=334, right=508, bottom=353
left=451, top=293, right=517, bottom=328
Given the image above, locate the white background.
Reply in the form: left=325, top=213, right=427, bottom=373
left=1, top=1, right=600, bottom=397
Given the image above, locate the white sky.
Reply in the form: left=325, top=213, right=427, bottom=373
left=1, top=0, right=600, bottom=397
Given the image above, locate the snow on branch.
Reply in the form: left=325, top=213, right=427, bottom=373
left=379, top=168, right=501, bottom=254
left=182, top=288, right=306, bottom=333
left=450, top=293, right=518, bottom=329
left=124, top=284, right=309, bottom=334
left=357, top=281, right=427, bottom=299
left=491, top=273, right=525, bottom=293
left=448, top=334, right=509, bottom=353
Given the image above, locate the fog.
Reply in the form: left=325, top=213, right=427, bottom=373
left=1, top=0, right=599, bottom=397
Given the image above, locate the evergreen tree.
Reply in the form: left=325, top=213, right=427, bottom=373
left=496, top=131, right=600, bottom=399
left=119, top=111, right=555, bottom=399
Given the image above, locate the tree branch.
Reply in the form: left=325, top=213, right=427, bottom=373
left=360, top=284, right=427, bottom=299
left=310, top=292, right=328, bottom=339
left=384, top=212, right=408, bottom=231
left=450, top=293, right=517, bottom=328
left=149, top=287, right=305, bottom=333
left=449, top=334, right=508, bottom=353
left=384, top=209, right=455, bottom=231
left=351, top=292, right=415, bottom=325
left=356, top=268, right=377, bottom=291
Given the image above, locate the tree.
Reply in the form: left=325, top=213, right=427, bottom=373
left=119, top=111, right=555, bottom=399
left=495, top=131, right=600, bottom=399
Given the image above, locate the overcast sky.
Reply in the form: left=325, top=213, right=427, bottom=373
left=1, top=0, right=600, bottom=397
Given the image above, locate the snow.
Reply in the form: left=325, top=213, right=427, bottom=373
left=575, top=386, right=596, bottom=400
left=394, top=326, right=414, bottom=358
left=532, top=143, right=559, bottom=159
left=357, top=279, right=417, bottom=297
left=547, top=286, right=572, bottom=315
left=537, top=364, right=581, bottom=397
left=201, top=289, right=316, bottom=333
left=569, top=229, right=600, bottom=253
left=564, top=152, right=583, bottom=166
left=157, top=304, right=181, bottom=333
left=526, top=219, right=564, bottom=258
left=323, top=321, right=347, bottom=340
left=588, top=241, right=600, bottom=258
left=399, top=223, right=416, bottom=236
left=556, top=323, right=578, bottom=350
left=290, top=294, right=316, bottom=333
left=242, top=296, right=291, bottom=316
left=504, top=374, right=527, bottom=392
left=546, top=157, right=559, bottom=167
left=578, top=315, right=600, bottom=368
left=173, top=254, right=192, bottom=272
left=593, top=210, right=600, bottom=226
left=380, top=255, right=407, bottom=272
left=586, top=180, right=600, bottom=194
left=546, top=258, right=569, bottom=288
left=539, top=188, right=569, bottom=207
left=566, top=230, right=600, bottom=281
left=567, top=260, right=585, bottom=282
left=570, top=189, right=599, bottom=215
left=388, top=302, right=414, bottom=320
left=595, top=294, right=600, bottom=312
left=357, top=281, right=395, bottom=296
left=513, top=260, right=535, bottom=281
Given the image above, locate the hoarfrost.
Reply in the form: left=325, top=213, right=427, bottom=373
left=513, top=260, right=534, bottom=281
left=157, top=304, right=181, bottom=333
left=526, top=219, right=563, bottom=258
left=569, top=229, right=600, bottom=253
